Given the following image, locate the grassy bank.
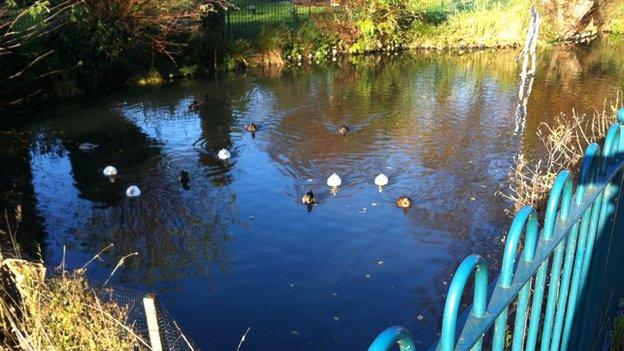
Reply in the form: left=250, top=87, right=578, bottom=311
left=1, top=0, right=622, bottom=113
left=0, top=208, right=145, bottom=350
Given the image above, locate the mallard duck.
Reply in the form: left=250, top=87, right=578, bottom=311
left=179, top=170, right=190, bottom=183
left=126, top=185, right=141, bottom=198
left=396, top=196, right=412, bottom=209
left=302, top=190, right=315, bottom=204
left=188, top=100, right=201, bottom=112
left=374, top=173, right=388, bottom=191
left=217, top=149, right=231, bottom=160
left=338, top=125, right=349, bottom=136
left=178, top=170, right=190, bottom=190
left=188, top=94, right=212, bottom=112
left=245, top=123, right=258, bottom=133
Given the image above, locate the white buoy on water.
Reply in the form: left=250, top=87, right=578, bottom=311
left=327, top=173, right=342, bottom=188
left=125, top=185, right=141, bottom=197
left=103, top=166, right=118, bottom=177
left=217, top=149, right=231, bottom=160
left=374, top=173, right=388, bottom=192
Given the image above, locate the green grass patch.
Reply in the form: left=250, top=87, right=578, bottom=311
left=227, top=1, right=326, bottom=39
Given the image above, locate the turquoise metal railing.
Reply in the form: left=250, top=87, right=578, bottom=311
left=368, top=110, right=624, bottom=351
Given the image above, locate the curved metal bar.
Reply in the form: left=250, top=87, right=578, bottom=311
left=440, top=255, right=488, bottom=351
left=499, top=206, right=539, bottom=287
left=575, top=143, right=601, bottom=204
left=543, top=171, right=574, bottom=240
left=600, top=124, right=622, bottom=175
left=617, top=107, right=624, bottom=125
left=368, top=326, right=417, bottom=351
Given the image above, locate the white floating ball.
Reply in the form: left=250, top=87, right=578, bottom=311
left=217, top=149, right=231, bottom=160
left=327, top=173, right=342, bottom=187
left=103, top=165, right=118, bottom=177
left=374, top=173, right=389, bottom=187
left=125, top=185, right=141, bottom=198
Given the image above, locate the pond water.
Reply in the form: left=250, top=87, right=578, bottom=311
left=2, top=39, right=624, bottom=350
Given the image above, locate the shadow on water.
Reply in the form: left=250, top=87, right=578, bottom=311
left=2, top=39, right=624, bottom=349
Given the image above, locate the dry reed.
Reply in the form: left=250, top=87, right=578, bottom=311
left=501, top=95, right=620, bottom=215
left=0, top=206, right=147, bottom=350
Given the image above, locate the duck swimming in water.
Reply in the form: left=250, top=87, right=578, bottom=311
left=338, top=125, right=349, bottom=136
left=396, top=196, right=412, bottom=209
left=302, top=190, right=316, bottom=212
left=179, top=170, right=190, bottom=190
left=188, top=94, right=212, bottom=112
left=245, top=123, right=258, bottom=133
left=302, top=190, right=315, bottom=204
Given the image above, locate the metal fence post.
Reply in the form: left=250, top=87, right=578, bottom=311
left=144, top=293, right=164, bottom=351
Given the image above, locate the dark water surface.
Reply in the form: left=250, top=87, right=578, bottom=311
left=2, top=39, right=624, bottom=350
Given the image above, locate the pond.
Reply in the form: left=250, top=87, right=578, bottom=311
left=1, top=39, right=624, bottom=350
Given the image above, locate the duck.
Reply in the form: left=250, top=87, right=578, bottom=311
left=217, top=149, right=231, bottom=160
left=188, top=100, right=201, bottom=112
left=396, top=196, right=412, bottom=209
left=179, top=170, right=190, bottom=190
left=374, top=173, right=388, bottom=191
left=301, top=190, right=315, bottom=204
left=126, top=185, right=141, bottom=198
left=78, top=142, right=98, bottom=151
left=188, top=94, right=212, bottom=112
left=327, top=173, right=342, bottom=188
left=245, top=123, right=258, bottom=133
left=338, top=125, right=349, bottom=136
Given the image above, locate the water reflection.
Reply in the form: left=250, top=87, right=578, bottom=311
left=1, top=40, right=624, bottom=350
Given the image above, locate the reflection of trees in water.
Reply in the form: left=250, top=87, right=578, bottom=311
left=55, top=112, right=162, bottom=207
left=521, top=40, right=624, bottom=160
left=21, top=88, right=241, bottom=285
left=0, top=130, right=46, bottom=255
left=251, top=53, right=518, bottom=334
left=76, top=183, right=233, bottom=286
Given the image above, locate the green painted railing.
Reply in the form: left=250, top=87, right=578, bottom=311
left=369, top=109, right=624, bottom=351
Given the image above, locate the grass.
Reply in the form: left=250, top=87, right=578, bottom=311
left=0, top=208, right=146, bottom=350
left=227, top=0, right=326, bottom=38
left=412, top=0, right=544, bottom=47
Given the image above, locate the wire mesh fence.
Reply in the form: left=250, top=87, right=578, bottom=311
left=97, top=284, right=196, bottom=351
left=225, top=0, right=330, bottom=38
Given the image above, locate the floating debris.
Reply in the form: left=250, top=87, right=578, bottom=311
left=377, top=261, right=384, bottom=265
left=78, top=142, right=98, bottom=151
left=417, top=315, right=424, bottom=321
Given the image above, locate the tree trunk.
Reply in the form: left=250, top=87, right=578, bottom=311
left=541, top=0, right=605, bottom=36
